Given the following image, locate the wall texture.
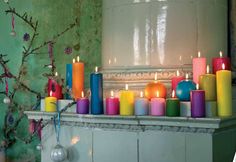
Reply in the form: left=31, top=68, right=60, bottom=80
left=0, top=0, right=102, bottom=161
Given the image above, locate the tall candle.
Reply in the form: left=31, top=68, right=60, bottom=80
left=66, top=64, right=72, bottom=99
left=199, top=65, right=216, bottom=101
left=171, top=70, right=184, bottom=92
left=72, top=56, right=84, bottom=99
left=45, top=91, right=57, bottom=112
left=134, top=91, right=149, bottom=115
left=166, top=90, right=180, bottom=117
left=191, top=84, right=205, bottom=118
left=106, top=90, right=119, bottom=115
left=212, top=51, right=231, bottom=74
left=120, top=84, right=134, bottom=115
left=192, top=51, right=206, bottom=84
left=150, top=91, right=165, bottom=116
left=216, top=63, right=232, bottom=117
left=76, top=91, right=89, bottom=114
left=90, top=66, right=103, bottom=114
left=47, top=72, right=63, bottom=99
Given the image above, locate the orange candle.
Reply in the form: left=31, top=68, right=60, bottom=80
left=72, top=56, right=84, bottom=99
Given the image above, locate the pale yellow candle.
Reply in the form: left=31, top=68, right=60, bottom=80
left=45, top=91, right=57, bottom=112
left=120, top=84, right=134, bottom=115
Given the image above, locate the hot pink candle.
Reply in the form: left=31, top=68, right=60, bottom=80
left=47, top=72, right=63, bottom=99
left=106, top=91, right=119, bottom=115
left=212, top=51, right=231, bottom=74
left=171, top=70, right=184, bottom=92
left=150, top=91, right=165, bottom=116
left=192, top=52, right=206, bottom=84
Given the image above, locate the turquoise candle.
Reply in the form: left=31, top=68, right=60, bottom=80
left=134, top=92, right=149, bottom=115
left=66, top=64, right=72, bottom=99
left=90, top=67, right=103, bottom=114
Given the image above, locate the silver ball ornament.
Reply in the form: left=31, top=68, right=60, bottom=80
left=36, top=144, right=43, bottom=150
left=10, top=31, right=16, bottom=36
left=3, top=97, right=10, bottom=104
left=50, top=144, right=67, bottom=162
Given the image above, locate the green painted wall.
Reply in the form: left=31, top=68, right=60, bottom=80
left=0, top=0, right=102, bottom=161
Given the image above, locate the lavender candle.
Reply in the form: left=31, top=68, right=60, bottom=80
left=150, top=91, right=165, bottom=116
left=134, top=91, right=149, bottom=115
left=190, top=84, right=205, bottom=117
left=76, top=91, right=89, bottom=114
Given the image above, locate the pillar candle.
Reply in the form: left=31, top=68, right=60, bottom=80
left=176, top=74, right=196, bottom=101
left=76, top=91, right=89, bottom=114
left=66, top=64, right=72, bottom=99
left=166, top=90, right=180, bottom=117
left=45, top=91, right=57, bottom=112
left=212, top=51, right=231, bottom=74
left=150, top=91, right=165, bottom=116
left=90, top=66, right=103, bottom=114
left=47, top=72, right=63, bottom=99
left=199, top=65, right=216, bottom=101
left=106, top=90, right=119, bottom=115
left=180, top=101, right=191, bottom=117
left=134, top=91, right=149, bottom=115
left=72, top=56, right=84, bottom=99
left=205, top=101, right=217, bottom=117
left=192, top=52, right=206, bottom=84
left=216, top=63, right=232, bottom=117
left=120, top=84, right=134, bottom=115
left=171, top=70, right=184, bottom=92
left=191, top=84, right=205, bottom=118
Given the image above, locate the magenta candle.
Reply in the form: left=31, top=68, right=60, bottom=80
left=192, top=52, right=206, bottom=84
left=47, top=72, right=63, bottom=99
left=150, top=92, right=165, bottom=116
left=106, top=91, right=119, bottom=115
left=190, top=84, right=205, bottom=118
left=171, top=70, right=184, bottom=92
left=76, top=91, right=89, bottom=114
left=212, top=51, right=231, bottom=74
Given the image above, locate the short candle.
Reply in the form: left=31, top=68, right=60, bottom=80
left=171, top=70, right=184, bottom=93
left=150, top=91, right=165, bottom=116
left=212, top=51, right=231, bottom=74
left=120, top=84, right=134, bottom=115
left=106, top=90, right=119, bottom=115
left=166, top=90, right=180, bottom=117
left=76, top=91, right=89, bottom=114
left=190, top=84, right=205, bottom=118
left=45, top=91, right=57, bottom=112
left=134, top=91, right=149, bottom=115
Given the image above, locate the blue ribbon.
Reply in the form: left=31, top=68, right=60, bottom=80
left=53, top=103, right=60, bottom=143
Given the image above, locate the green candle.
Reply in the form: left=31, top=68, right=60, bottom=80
left=166, top=91, right=180, bottom=117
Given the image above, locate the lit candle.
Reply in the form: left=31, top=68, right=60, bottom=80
left=212, top=51, right=231, bottom=74
left=45, top=91, right=57, bottom=112
left=72, top=56, right=84, bottom=99
left=145, top=73, right=167, bottom=100
left=134, top=91, right=149, bottom=115
left=190, top=84, right=205, bottom=118
left=76, top=91, right=89, bottom=114
left=90, top=66, right=104, bottom=114
left=106, top=90, right=119, bottom=115
left=150, top=91, right=165, bottom=116
left=171, top=70, right=184, bottom=93
left=192, top=51, right=206, bottom=84
left=66, top=63, right=72, bottom=99
left=199, top=65, right=216, bottom=101
left=216, top=63, right=232, bottom=117
left=47, top=72, right=63, bottom=99
left=166, top=90, right=180, bottom=117
left=120, top=84, right=134, bottom=115
left=176, top=73, right=196, bottom=101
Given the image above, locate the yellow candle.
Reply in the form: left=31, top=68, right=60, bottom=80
left=216, top=63, right=232, bottom=117
left=199, top=65, right=216, bottom=101
left=120, top=84, right=134, bottom=115
left=45, top=91, right=57, bottom=112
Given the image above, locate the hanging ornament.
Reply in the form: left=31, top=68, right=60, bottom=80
left=3, top=78, right=10, bottom=104
left=64, top=46, right=72, bottom=55
left=36, top=143, right=43, bottom=151
left=23, top=33, right=30, bottom=41
left=3, top=97, right=10, bottom=104
left=10, top=13, right=16, bottom=36
left=7, top=113, right=14, bottom=126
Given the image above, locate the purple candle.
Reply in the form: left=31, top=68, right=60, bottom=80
left=76, top=91, right=89, bottom=114
left=150, top=91, right=165, bottom=116
left=106, top=91, right=119, bottom=115
left=191, top=84, right=205, bottom=117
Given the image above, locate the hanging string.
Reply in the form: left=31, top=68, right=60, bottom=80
left=5, top=77, right=9, bottom=96
left=53, top=105, right=60, bottom=143
left=48, top=42, right=53, bottom=65
left=11, top=13, right=15, bottom=31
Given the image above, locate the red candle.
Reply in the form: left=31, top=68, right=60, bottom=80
left=47, top=72, right=63, bottom=99
left=106, top=91, right=119, bottom=115
left=171, top=70, right=184, bottom=92
left=212, top=51, right=231, bottom=74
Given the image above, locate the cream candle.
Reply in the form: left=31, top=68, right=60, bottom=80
left=120, top=84, right=134, bottom=115
left=192, top=51, right=206, bottom=84
left=150, top=91, right=165, bottom=116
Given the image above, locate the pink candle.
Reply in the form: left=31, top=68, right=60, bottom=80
left=192, top=52, right=206, bottom=84
left=47, top=72, right=63, bottom=99
left=106, top=91, right=119, bottom=115
left=212, top=51, right=231, bottom=74
left=171, top=70, right=184, bottom=92
left=150, top=91, right=165, bottom=116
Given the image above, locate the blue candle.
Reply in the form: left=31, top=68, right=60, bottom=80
left=134, top=91, right=149, bottom=115
left=90, top=66, right=103, bottom=114
left=66, top=64, right=72, bottom=99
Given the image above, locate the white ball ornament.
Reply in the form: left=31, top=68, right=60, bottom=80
left=3, top=0, right=9, bottom=3
left=10, top=30, right=16, bottom=36
left=3, top=97, right=10, bottom=104
left=50, top=144, right=67, bottom=162
left=36, top=144, right=43, bottom=151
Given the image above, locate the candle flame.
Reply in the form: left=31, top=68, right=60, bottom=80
left=114, top=57, right=117, bottom=63
left=81, top=91, right=84, bottom=98
left=176, top=70, right=180, bottom=76
left=196, top=84, right=199, bottom=90
left=206, top=65, right=209, bottom=74
left=50, top=91, right=53, bottom=97
left=140, top=91, right=143, bottom=98
left=95, top=66, right=98, bottom=72
left=219, top=51, right=223, bottom=57
left=156, top=91, right=159, bottom=98
left=172, top=90, right=175, bottom=98
left=198, top=51, right=201, bottom=58
left=110, top=90, right=114, bottom=97
left=55, top=72, right=58, bottom=77
left=125, top=84, right=128, bottom=90
left=108, top=59, right=111, bottom=65
left=154, top=72, right=157, bottom=81
left=71, top=136, right=80, bottom=145
left=185, top=73, right=189, bottom=80
left=73, top=58, right=75, bottom=63
left=77, top=56, right=80, bottom=62
left=222, top=63, right=225, bottom=70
